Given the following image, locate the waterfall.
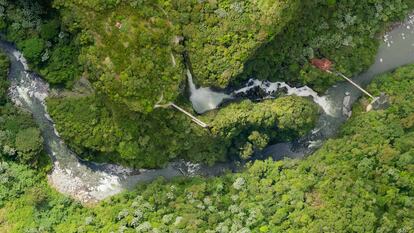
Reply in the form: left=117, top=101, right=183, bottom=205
left=187, top=74, right=334, bottom=116
left=187, top=69, right=232, bottom=114
left=233, top=79, right=335, bottom=116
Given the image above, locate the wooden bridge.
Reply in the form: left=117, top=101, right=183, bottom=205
left=311, top=58, right=381, bottom=112
left=157, top=58, right=384, bottom=129
left=155, top=101, right=209, bottom=128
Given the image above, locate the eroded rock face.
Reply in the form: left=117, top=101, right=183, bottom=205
left=233, top=85, right=268, bottom=99
left=372, top=93, right=390, bottom=110
left=342, top=93, right=352, bottom=118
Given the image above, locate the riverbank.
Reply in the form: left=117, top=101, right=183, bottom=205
left=1, top=11, right=414, bottom=204
left=2, top=62, right=414, bottom=232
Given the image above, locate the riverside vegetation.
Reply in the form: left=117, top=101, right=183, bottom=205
left=0, top=51, right=44, bottom=168
left=1, top=0, right=413, bottom=167
left=0, top=0, right=414, bottom=232
left=1, top=55, right=414, bottom=232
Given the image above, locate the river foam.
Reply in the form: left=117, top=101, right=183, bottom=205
left=233, top=79, right=334, bottom=116
left=188, top=69, right=232, bottom=114
left=3, top=11, right=414, bottom=204
left=188, top=73, right=334, bottom=116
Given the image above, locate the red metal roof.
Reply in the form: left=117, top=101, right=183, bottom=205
left=310, top=58, right=333, bottom=71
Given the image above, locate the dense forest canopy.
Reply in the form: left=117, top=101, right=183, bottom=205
left=51, top=0, right=301, bottom=111
left=0, top=1, right=414, bottom=231
left=1, top=60, right=414, bottom=232
left=0, top=52, right=44, bottom=168
left=0, top=0, right=413, bottom=167
left=47, top=95, right=318, bottom=167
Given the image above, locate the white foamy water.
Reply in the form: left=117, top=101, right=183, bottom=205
left=3, top=40, right=202, bottom=204
left=3, top=12, right=414, bottom=204
left=3, top=41, right=134, bottom=203
left=188, top=71, right=333, bottom=115
left=188, top=11, right=414, bottom=117
left=233, top=79, right=334, bottom=116
left=187, top=70, right=232, bottom=113
left=187, top=70, right=334, bottom=115
left=12, top=50, right=29, bottom=71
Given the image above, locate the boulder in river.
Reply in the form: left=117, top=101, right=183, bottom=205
left=342, top=93, right=352, bottom=118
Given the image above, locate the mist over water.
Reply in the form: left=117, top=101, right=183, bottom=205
left=189, top=14, right=414, bottom=159
left=1, top=13, right=414, bottom=203
left=187, top=69, right=232, bottom=114
left=187, top=70, right=333, bottom=116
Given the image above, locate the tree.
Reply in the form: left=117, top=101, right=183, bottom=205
left=40, top=43, right=80, bottom=85
left=19, top=37, right=45, bottom=64
left=0, top=51, right=10, bottom=105
left=40, top=19, right=60, bottom=41
left=15, top=127, right=43, bottom=165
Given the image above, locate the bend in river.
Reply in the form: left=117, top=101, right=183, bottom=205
left=190, top=14, right=414, bottom=159
left=2, top=14, right=414, bottom=204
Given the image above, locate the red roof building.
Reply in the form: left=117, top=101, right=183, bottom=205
left=311, top=58, right=333, bottom=71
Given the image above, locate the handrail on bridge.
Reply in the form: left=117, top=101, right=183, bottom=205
left=310, top=58, right=380, bottom=112
left=154, top=99, right=209, bottom=128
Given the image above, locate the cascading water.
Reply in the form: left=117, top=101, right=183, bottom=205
left=1, top=40, right=228, bottom=204
left=187, top=69, right=333, bottom=115
left=3, top=44, right=131, bottom=203
left=232, top=79, right=334, bottom=116
left=188, top=13, right=414, bottom=159
left=2, top=13, right=414, bottom=203
left=187, top=69, right=232, bottom=113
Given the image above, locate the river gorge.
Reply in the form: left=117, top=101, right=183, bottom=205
left=2, top=13, right=414, bottom=204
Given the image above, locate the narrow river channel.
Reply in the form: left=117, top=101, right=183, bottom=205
left=1, top=14, right=414, bottom=204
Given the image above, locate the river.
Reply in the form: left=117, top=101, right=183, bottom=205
left=1, top=14, right=414, bottom=204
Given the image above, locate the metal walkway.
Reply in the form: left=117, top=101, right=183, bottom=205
left=155, top=101, right=209, bottom=128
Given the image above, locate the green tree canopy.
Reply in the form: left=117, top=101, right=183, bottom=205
left=15, top=128, right=43, bottom=164
left=19, top=37, right=45, bottom=64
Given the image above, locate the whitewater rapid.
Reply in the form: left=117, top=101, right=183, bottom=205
left=188, top=72, right=333, bottom=116
left=2, top=12, right=414, bottom=204
left=188, top=13, right=414, bottom=159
